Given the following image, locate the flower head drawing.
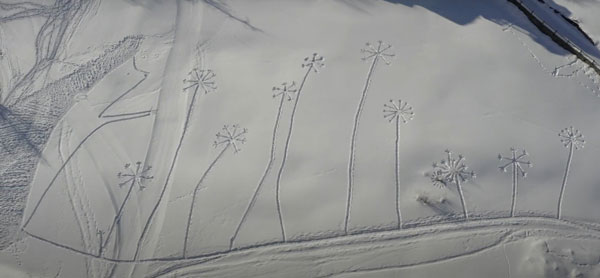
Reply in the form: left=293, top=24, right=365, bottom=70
left=559, top=126, right=585, bottom=150
left=361, top=40, right=395, bottom=65
left=432, top=150, right=475, bottom=184
left=427, top=170, right=447, bottom=188
left=214, top=124, right=247, bottom=153
left=384, top=99, right=414, bottom=124
left=117, top=161, right=153, bottom=190
left=272, top=82, right=297, bottom=101
left=302, top=53, right=325, bottom=73
left=498, top=147, right=532, bottom=217
left=183, top=69, right=217, bottom=95
left=498, top=148, right=532, bottom=178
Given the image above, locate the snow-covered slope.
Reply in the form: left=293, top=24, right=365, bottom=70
left=1, top=0, right=600, bottom=277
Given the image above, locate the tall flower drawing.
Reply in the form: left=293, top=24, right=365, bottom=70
left=498, top=148, right=532, bottom=217
left=557, top=126, right=585, bottom=219
left=383, top=99, right=414, bottom=229
left=431, top=150, right=475, bottom=219
left=345, top=40, right=395, bottom=234
left=361, top=40, right=395, bottom=65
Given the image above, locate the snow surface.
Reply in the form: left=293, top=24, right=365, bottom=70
left=1, top=0, right=600, bottom=277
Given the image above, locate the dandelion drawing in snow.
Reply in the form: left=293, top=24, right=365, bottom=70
left=559, top=126, right=585, bottom=150
left=431, top=150, right=475, bottom=219
left=384, top=99, right=414, bottom=123
left=361, top=40, right=395, bottom=65
left=383, top=99, right=414, bottom=229
left=183, top=69, right=217, bottom=95
left=557, top=126, right=585, bottom=219
left=214, top=124, right=247, bottom=153
left=428, top=170, right=447, bottom=188
left=498, top=148, right=532, bottom=177
left=498, top=148, right=532, bottom=217
left=302, top=53, right=325, bottom=73
left=272, top=82, right=297, bottom=101
left=117, top=161, right=154, bottom=190
left=103, top=161, right=154, bottom=252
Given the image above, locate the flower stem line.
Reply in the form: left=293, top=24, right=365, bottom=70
left=511, top=161, right=518, bottom=217
left=133, top=80, right=201, bottom=260
left=273, top=66, right=313, bottom=242
left=394, top=116, right=402, bottom=229
left=557, top=144, right=573, bottom=220
left=556, top=126, right=584, bottom=220
left=456, top=178, right=468, bottom=219
left=345, top=55, right=379, bottom=234
left=102, top=178, right=136, bottom=252
left=183, top=144, right=230, bottom=258
left=229, top=93, right=287, bottom=250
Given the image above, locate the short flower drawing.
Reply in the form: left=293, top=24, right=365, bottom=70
left=214, top=124, right=248, bottom=153
left=498, top=148, right=532, bottom=217
left=431, top=150, right=475, bottom=219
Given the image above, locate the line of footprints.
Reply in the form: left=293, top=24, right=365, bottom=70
left=102, top=41, right=588, bottom=246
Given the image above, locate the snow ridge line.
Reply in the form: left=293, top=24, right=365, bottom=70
left=22, top=214, right=600, bottom=264
left=507, top=0, right=600, bottom=76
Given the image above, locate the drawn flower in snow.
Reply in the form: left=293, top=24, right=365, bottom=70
left=183, top=69, right=217, bottom=94
left=272, top=82, right=297, bottom=101
left=498, top=148, right=532, bottom=177
left=361, top=40, right=395, bottom=65
left=427, top=169, right=447, bottom=188
left=302, top=53, right=325, bottom=73
left=383, top=99, right=414, bottom=123
left=559, top=126, right=585, bottom=149
left=214, top=124, right=247, bottom=153
left=117, top=161, right=153, bottom=190
left=432, top=150, right=475, bottom=185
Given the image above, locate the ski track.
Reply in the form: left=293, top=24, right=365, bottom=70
left=22, top=215, right=600, bottom=267
left=503, top=22, right=600, bottom=97
left=149, top=216, right=600, bottom=278
left=57, top=123, right=92, bottom=278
